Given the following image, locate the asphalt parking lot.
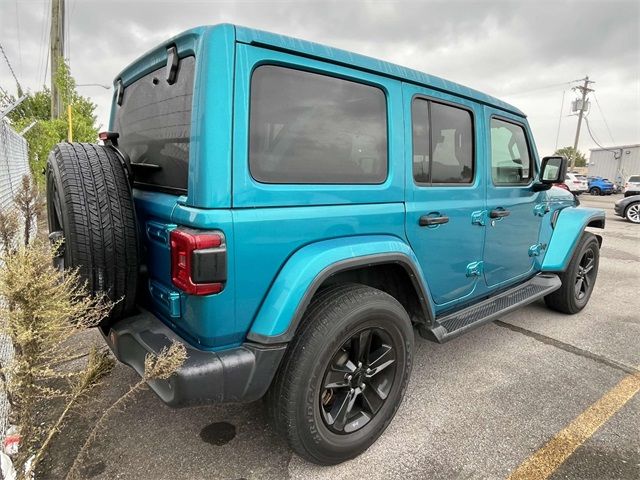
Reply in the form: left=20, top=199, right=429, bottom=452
left=45, top=194, right=639, bottom=480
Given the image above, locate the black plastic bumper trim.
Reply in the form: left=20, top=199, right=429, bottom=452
left=103, top=309, right=286, bottom=407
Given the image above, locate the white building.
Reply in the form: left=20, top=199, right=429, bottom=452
left=588, top=144, right=640, bottom=186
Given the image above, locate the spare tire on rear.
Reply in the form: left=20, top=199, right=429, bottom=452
left=46, top=142, right=139, bottom=321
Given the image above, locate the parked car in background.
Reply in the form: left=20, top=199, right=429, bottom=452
left=624, top=175, right=640, bottom=197
left=614, top=195, right=640, bottom=224
left=605, top=179, right=619, bottom=194
left=588, top=176, right=614, bottom=196
left=564, top=172, right=588, bottom=195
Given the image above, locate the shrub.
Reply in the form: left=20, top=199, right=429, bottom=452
left=0, top=241, right=113, bottom=477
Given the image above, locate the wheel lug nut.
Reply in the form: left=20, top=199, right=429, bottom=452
left=361, top=383, right=365, bottom=390
left=358, top=362, right=362, bottom=368
left=346, top=375, right=352, bottom=381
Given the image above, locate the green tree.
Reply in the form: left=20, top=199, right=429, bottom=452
left=1, top=59, right=99, bottom=185
left=553, top=146, right=587, bottom=168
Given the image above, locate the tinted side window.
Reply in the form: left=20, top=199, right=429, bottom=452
left=412, top=99, right=430, bottom=183
left=411, top=98, right=474, bottom=184
left=249, top=66, right=387, bottom=184
left=431, top=103, right=473, bottom=183
left=490, top=118, right=532, bottom=185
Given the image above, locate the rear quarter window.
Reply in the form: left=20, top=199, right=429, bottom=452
left=113, top=55, right=195, bottom=194
left=249, top=65, right=388, bottom=184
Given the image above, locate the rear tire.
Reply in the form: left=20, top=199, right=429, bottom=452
left=46, top=143, right=139, bottom=321
left=544, top=232, right=599, bottom=314
left=266, top=284, right=414, bottom=465
left=589, top=187, right=601, bottom=196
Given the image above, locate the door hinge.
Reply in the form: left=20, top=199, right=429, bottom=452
left=534, top=203, right=550, bottom=217
left=528, top=243, right=547, bottom=257
left=466, top=261, right=484, bottom=277
left=471, top=210, right=487, bottom=226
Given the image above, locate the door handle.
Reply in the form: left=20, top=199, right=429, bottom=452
left=489, top=209, right=510, bottom=219
left=419, top=215, right=449, bottom=227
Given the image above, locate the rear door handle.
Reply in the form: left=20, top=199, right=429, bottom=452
left=419, top=215, right=449, bottom=227
left=489, top=209, right=510, bottom=219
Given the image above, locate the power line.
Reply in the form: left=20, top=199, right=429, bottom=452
left=500, top=81, right=575, bottom=98
left=0, top=42, right=22, bottom=94
left=554, top=90, right=566, bottom=151
left=584, top=116, right=619, bottom=155
left=42, top=0, right=52, bottom=89
left=44, top=45, right=50, bottom=87
left=68, top=0, right=78, bottom=69
left=66, top=0, right=71, bottom=67
left=14, top=0, right=23, bottom=80
left=592, top=92, right=615, bottom=144
left=36, top=0, right=50, bottom=86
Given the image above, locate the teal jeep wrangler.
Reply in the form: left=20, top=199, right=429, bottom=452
left=45, top=24, right=605, bottom=465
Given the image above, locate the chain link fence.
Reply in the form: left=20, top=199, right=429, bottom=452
left=0, top=118, right=30, bottom=444
left=0, top=118, right=30, bottom=212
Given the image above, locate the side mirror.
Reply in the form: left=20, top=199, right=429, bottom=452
left=540, top=156, right=568, bottom=184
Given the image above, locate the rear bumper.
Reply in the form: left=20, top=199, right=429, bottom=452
left=103, top=309, right=286, bottom=407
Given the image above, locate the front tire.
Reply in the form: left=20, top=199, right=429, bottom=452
left=266, top=284, right=414, bottom=465
left=624, top=202, right=640, bottom=224
left=544, top=232, right=600, bottom=314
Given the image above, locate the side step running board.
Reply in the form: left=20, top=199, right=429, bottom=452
left=426, top=274, right=561, bottom=343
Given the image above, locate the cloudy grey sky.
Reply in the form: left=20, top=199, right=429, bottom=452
left=1, top=0, right=638, bottom=156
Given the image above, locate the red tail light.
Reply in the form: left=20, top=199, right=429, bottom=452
left=170, top=228, right=226, bottom=295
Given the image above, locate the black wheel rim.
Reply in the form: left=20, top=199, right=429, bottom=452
left=319, top=327, right=397, bottom=434
left=575, top=248, right=596, bottom=300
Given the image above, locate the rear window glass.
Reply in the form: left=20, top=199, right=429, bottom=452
left=249, top=65, right=388, bottom=184
left=629, top=176, right=640, bottom=182
left=113, top=56, right=195, bottom=194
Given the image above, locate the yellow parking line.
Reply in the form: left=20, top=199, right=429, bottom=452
left=508, top=372, right=640, bottom=480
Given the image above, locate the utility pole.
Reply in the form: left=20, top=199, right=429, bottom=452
left=50, top=0, right=65, bottom=119
left=571, top=75, right=595, bottom=170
